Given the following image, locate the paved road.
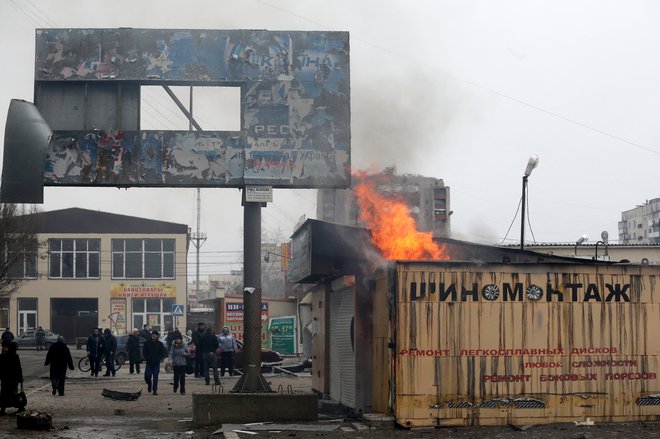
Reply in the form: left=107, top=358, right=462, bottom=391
left=17, top=348, right=51, bottom=381
left=4, top=349, right=660, bottom=438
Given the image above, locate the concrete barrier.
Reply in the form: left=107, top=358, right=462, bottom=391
left=192, top=392, right=318, bottom=427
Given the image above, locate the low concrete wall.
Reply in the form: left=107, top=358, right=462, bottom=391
left=192, top=392, right=318, bottom=427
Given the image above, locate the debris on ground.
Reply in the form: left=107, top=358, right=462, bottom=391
left=102, top=388, right=142, bottom=401
left=508, top=423, right=535, bottom=431
left=16, top=410, right=53, bottom=430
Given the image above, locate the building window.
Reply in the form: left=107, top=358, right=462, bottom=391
left=0, top=299, right=8, bottom=329
left=131, top=297, right=175, bottom=332
left=1, top=244, right=37, bottom=279
left=48, top=239, right=100, bottom=279
left=112, top=239, right=175, bottom=279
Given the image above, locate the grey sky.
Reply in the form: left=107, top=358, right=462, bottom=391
left=1, top=0, right=659, bottom=278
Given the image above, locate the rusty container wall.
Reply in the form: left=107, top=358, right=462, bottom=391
left=392, top=261, right=660, bottom=427
left=373, top=269, right=393, bottom=414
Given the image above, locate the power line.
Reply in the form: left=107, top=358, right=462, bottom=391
left=23, top=0, right=58, bottom=27
left=252, top=0, right=660, bottom=157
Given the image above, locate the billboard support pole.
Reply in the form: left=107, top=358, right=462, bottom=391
left=232, top=197, right=272, bottom=393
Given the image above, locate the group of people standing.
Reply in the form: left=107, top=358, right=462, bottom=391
left=0, top=322, right=239, bottom=410
left=123, top=325, right=188, bottom=396
left=85, top=328, right=117, bottom=377
left=191, top=323, right=237, bottom=386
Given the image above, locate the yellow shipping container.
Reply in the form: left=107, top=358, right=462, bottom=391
left=374, top=261, right=660, bottom=427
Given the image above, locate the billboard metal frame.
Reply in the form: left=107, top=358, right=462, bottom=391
left=3, top=28, right=351, bottom=197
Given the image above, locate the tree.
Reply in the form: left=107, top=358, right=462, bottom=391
left=0, top=204, right=43, bottom=298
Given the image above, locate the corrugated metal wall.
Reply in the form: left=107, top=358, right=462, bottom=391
left=328, top=280, right=356, bottom=409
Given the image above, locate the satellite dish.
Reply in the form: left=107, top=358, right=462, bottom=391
left=601, top=231, right=609, bottom=245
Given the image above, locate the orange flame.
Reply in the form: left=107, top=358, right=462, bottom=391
left=354, top=176, right=448, bottom=260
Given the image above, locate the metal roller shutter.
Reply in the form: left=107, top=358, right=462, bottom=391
left=328, top=286, right=356, bottom=408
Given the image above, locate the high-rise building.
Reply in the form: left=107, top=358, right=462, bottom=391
left=618, top=198, right=660, bottom=244
left=317, top=169, right=451, bottom=237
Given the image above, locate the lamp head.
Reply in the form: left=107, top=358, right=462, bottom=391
left=576, top=234, right=588, bottom=245
left=601, top=231, right=609, bottom=245
left=524, top=154, right=539, bottom=177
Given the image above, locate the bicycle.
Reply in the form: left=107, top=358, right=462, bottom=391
left=78, top=355, right=123, bottom=373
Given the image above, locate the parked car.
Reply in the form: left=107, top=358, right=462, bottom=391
left=14, top=329, right=59, bottom=350
left=215, top=339, right=283, bottom=371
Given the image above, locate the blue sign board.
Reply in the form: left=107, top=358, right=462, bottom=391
left=172, top=304, right=185, bottom=316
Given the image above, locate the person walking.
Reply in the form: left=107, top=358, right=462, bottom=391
left=1, top=328, right=13, bottom=343
left=35, top=326, right=46, bottom=351
left=142, top=331, right=167, bottom=395
left=44, top=336, right=74, bottom=396
left=102, top=329, right=117, bottom=377
left=0, top=340, right=24, bottom=415
left=168, top=335, right=190, bottom=395
left=199, top=327, right=219, bottom=386
left=217, top=326, right=237, bottom=377
left=191, top=322, right=206, bottom=378
left=126, top=328, right=142, bottom=374
left=86, top=328, right=104, bottom=377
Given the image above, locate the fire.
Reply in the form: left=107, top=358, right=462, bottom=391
left=354, top=176, right=448, bottom=260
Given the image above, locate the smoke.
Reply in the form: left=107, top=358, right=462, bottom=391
left=351, top=67, right=459, bottom=172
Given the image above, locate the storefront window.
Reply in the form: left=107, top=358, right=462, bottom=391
left=131, top=298, right=174, bottom=333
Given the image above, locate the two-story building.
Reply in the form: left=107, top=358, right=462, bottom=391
left=0, top=208, right=189, bottom=342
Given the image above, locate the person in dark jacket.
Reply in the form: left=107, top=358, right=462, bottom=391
left=0, top=340, right=24, bottom=415
left=126, top=328, right=142, bottom=374
left=1, top=328, right=13, bottom=343
left=139, top=324, right=151, bottom=340
left=86, top=328, right=105, bottom=377
left=142, top=331, right=167, bottom=395
left=44, top=336, right=74, bottom=396
left=102, top=329, right=117, bottom=377
left=35, top=326, right=46, bottom=351
left=191, top=322, right=206, bottom=378
left=199, top=327, right=219, bottom=385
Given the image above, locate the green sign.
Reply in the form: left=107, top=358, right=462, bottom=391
left=269, top=316, right=296, bottom=355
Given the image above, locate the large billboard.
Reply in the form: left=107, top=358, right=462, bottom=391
left=4, top=29, right=350, bottom=197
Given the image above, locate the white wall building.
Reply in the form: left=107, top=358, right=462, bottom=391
left=618, top=198, right=660, bottom=244
left=1, top=208, right=189, bottom=342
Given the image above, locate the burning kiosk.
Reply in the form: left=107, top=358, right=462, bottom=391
left=289, top=219, right=660, bottom=426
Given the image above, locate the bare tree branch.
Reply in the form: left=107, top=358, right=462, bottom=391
left=0, top=204, right=43, bottom=298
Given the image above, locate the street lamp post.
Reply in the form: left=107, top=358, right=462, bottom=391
left=520, top=155, right=539, bottom=250
left=594, top=231, right=609, bottom=260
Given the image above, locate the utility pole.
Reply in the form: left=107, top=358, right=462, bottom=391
left=190, top=188, right=207, bottom=307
